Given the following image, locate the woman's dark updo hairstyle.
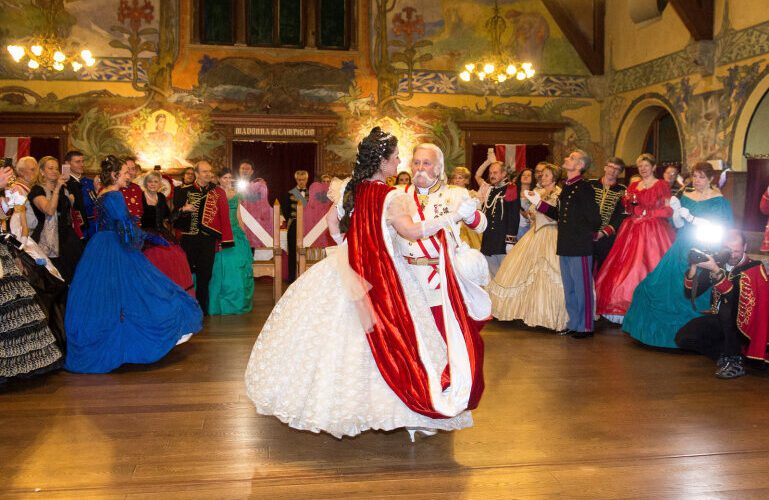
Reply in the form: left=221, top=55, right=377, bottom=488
left=338, top=127, right=398, bottom=233
left=99, top=155, right=124, bottom=187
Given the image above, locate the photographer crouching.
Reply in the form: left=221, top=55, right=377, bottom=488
left=675, top=229, right=769, bottom=379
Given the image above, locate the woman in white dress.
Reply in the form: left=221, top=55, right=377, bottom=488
left=487, top=164, right=568, bottom=331
left=245, top=128, right=484, bottom=440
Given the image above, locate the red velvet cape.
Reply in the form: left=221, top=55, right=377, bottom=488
left=346, top=181, right=484, bottom=419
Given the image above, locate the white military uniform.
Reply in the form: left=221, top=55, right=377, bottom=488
left=396, top=181, right=487, bottom=307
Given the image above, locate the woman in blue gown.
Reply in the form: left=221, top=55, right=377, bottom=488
left=623, top=162, right=733, bottom=348
left=64, top=156, right=203, bottom=374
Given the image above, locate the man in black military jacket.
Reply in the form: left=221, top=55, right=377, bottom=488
left=526, top=149, right=602, bottom=337
left=590, top=157, right=627, bottom=271
left=475, top=151, right=520, bottom=276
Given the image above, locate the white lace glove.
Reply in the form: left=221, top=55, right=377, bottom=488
left=420, top=214, right=454, bottom=238
left=668, top=196, right=681, bottom=211
left=523, top=190, right=541, bottom=207
left=456, top=199, right=477, bottom=223
left=678, top=207, right=693, bottom=223
left=330, top=232, right=344, bottom=245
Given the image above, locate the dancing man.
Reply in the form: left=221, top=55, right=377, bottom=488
left=245, top=128, right=484, bottom=440
left=400, top=143, right=488, bottom=337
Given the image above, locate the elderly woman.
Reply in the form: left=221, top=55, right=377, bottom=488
left=28, top=156, right=83, bottom=282
left=7, top=157, right=63, bottom=279
left=140, top=171, right=195, bottom=296
left=449, top=166, right=482, bottom=249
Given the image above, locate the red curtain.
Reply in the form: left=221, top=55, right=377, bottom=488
left=232, top=141, right=317, bottom=203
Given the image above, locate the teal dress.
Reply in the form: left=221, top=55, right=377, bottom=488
left=209, top=194, right=254, bottom=315
left=623, top=195, right=733, bottom=348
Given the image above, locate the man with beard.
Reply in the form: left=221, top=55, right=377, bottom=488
left=475, top=149, right=519, bottom=276
left=398, top=143, right=487, bottom=345
left=590, top=157, right=627, bottom=271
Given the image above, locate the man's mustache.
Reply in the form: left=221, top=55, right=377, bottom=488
left=413, top=171, right=435, bottom=181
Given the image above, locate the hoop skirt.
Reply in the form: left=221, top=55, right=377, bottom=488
left=487, top=188, right=567, bottom=331
left=64, top=192, right=203, bottom=373
left=595, top=180, right=675, bottom=320
left=209, top=195, right=254, bottom=315
left=623, top=195, right=733, bottom=348
left=245, top=183, right=479, bottom=438
left=0, top=243, right=63, bottom=382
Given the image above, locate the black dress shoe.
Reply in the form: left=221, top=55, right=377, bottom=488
left=571, top=331, right=594, bottom=339
left=557, top=329, right=573, bottom=336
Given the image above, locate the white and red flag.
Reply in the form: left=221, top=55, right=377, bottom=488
left=0, top=137, right=31, bottom=166
left=494, top=144, right=526, bottom=172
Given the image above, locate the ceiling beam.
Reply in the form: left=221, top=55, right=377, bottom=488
left=542, top=0, right=605, bottom=75
left=669, top=0, right=714, bottom=40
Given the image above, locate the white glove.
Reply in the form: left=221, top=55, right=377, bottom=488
left=691, top=216, right=706, bottom=226
left=668, top=196, right=681, bottom=211
left=678, top=207, right=693, bottom=223
left=330, top=232, right=344, bottom=245
left=505, top=243, right=513, bottom=253
left=457, top=198, right=477, bottom=222
left=523, top=190, right=541, bottom=207
left=487, top=148, right=497, bottom=163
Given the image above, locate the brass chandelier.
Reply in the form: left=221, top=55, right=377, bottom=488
left=458, top=0, right=535, bottom=85
left=5, top=0, right=95, bottom=74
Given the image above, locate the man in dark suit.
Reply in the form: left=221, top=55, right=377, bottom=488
left=281, top=170, right=309, bottom=283
left=63, top=150, right=97, bottom=240
left=526, top=149, right=602, bottom=337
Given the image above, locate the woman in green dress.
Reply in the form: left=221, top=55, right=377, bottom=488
left=623, top=162, right=733, bottom=348
left=208, top=170, right=254, bottom=315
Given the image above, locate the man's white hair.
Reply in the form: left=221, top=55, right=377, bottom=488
left=412, top=143, right=445, bottom=180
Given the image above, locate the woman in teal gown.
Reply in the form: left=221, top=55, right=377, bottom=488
left=64, top=156, right=202, bottom=374
left=208, top=170, right=254, bottom=315
left=623, top=162, right=733, bottom=348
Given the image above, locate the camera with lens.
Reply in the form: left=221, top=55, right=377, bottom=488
left=688, top=247, right=731, bottom=267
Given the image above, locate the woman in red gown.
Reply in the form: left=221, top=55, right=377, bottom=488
left=595, top=154, right=675, bottom=324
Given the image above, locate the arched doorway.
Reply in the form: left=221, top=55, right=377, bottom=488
left=615, top=97, right=683, bottom=179
left=732, top=81, right=769, bottom=230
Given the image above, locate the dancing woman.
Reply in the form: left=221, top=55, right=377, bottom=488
left=64, top=156, right=202, bottom=374
left=245, top=127, right=484, bottom=439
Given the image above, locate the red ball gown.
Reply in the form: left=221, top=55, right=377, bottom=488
left=595, top=179, right=675, bottom=320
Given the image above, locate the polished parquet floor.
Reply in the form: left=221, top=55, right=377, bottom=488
left=3, top=280, right=769, bottom=499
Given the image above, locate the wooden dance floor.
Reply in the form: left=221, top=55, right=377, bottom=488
left=3, top=281, right=769, bottom=499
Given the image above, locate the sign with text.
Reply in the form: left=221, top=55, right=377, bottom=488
left=234, top=127, right=316, bottom=137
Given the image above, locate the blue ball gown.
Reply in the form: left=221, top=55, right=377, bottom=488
left=64, top=191, right=203, bottom=373
left=623, top=195, right=733, bottom=348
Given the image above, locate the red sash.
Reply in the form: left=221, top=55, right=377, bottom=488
left=346, top=181, right=484, bottom=418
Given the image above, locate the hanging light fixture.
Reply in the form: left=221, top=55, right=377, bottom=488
left=458, top=0, right=535, bottom=89
left=5, top=1, right=95, bottom=74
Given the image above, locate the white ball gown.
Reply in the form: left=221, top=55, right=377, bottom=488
left=487, top=187, right=568, bottom=331
left=245, top=180, right=481, bottom=439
